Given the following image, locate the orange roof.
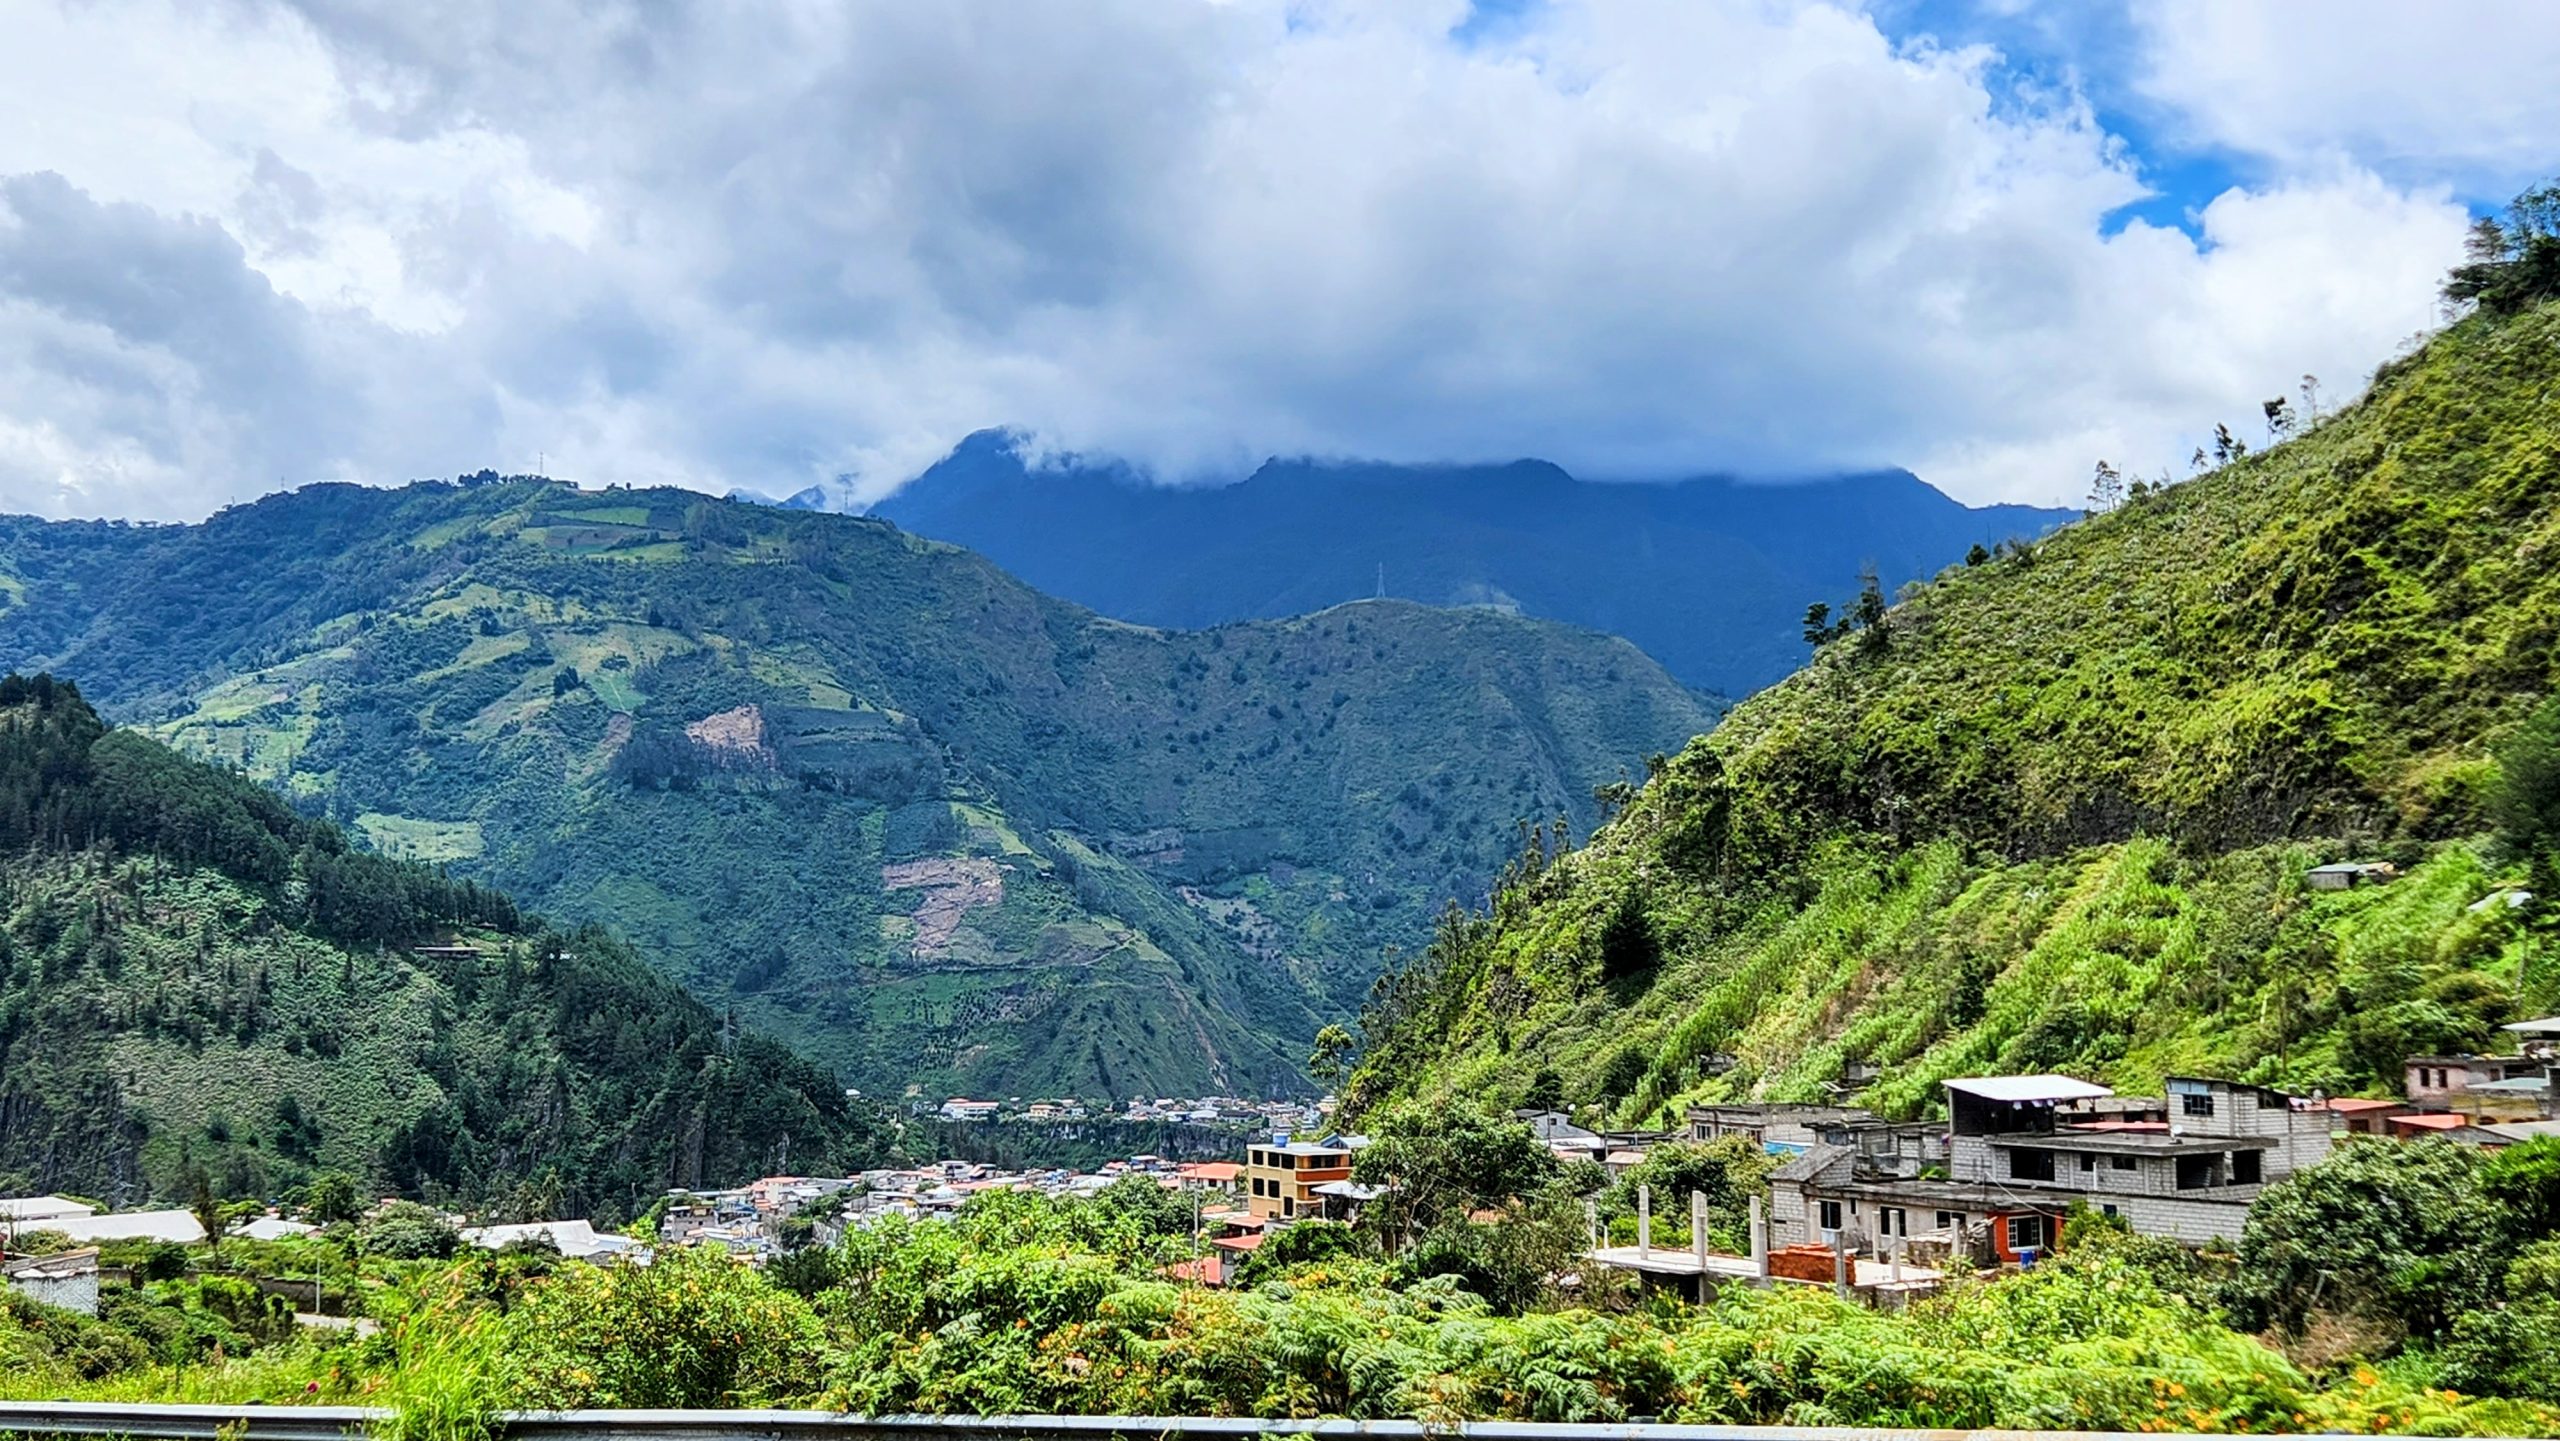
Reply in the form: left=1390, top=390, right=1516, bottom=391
left=2323, top=1098, right=2403, bottom=1113
left=1210, top=1232, right=1266, bottom=1252
left=2391, top=1113, right=2474, bottom=1131
left=1177, top=1162, right=1245, bottom=1182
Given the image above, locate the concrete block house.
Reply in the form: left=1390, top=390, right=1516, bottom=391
left=1762, top=1074, right=2333, bottom=1261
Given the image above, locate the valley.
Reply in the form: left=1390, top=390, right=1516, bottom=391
left=0, top=486, right=1722, bottom=1098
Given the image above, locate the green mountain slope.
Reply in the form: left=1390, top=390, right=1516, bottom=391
left=1350, top=300, right=2560, bottom=1124
left=0, top=485, right=1719, bottom=1097
left=0, top=675, right=888, bottom=1212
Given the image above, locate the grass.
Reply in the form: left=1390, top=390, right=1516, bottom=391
left=356, top=812, right=486, bottom=862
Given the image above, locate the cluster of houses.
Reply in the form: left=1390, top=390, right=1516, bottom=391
left=9, top=1002, right=2555, bottom=1316
left=1578, top=1012, right=2560, bottom=1306
left=932, top=1094, right=1329, bottom=1131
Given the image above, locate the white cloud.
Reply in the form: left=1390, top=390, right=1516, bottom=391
left=2131, top=0, right=2560, bottom=187
left=0, top=0, right=2486, bottom=518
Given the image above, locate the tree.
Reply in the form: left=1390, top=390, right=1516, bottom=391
left=1964, top=543, right=1990, bottom=567
left=1800, top=601, right=1834, bottom=648
left=2211, top=423, right=2247, bottom=466
left=1229, top=1217, right=1368, bottom=1288
left=2262, top=396, right=2294, bottom=444
left=1307, top=1024, right=1356, bottom=1085
left=1520, top=1066, right=1564, bottom=1115
left=302, top=1171, right=363, bottom=1225
left=1353, top=1106, right=1566, bottom=1245
left=1595, top=887, right=1659, bottom=981
left=2444, top=179, right=2560, bottom=317
left=2490, top=693, right=2560, bottom=860
left=1851, top=567, right=1889, bottom=654
left=2086, top=459, right=2123, bottom=514
left=189, top=1170, right=232, bottom=1265
left=552, top=667, right=582, bottom=696
left=359, top=1200, right=462, bottom=1260
left=2229, top=1138, right=2496, bottom=1340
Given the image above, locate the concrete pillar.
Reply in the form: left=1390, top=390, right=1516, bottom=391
left=1691, top=1189, right=1709, bottom=1269
left=1749, top=1194, right=1768, bottom=1279
left=1833, top=1231, right=1849, bottom=1299
left=1637, top=1184, right=1652, bottom=1253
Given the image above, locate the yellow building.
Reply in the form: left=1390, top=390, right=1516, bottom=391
left=1244, top=1141, right=1353, bottom=1220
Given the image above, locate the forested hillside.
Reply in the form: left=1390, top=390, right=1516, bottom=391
left=0, top=676, right=886, bottom=1212
left=873, top=435, right=2070, bottom=696
left=1351, top=295, right=2560, bottom=1125
left=0, top=488, right=1717, bottom=1097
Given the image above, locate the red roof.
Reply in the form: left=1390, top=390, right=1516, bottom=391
left=1177, top=1162, right=1245, bottom=1182
left=1210, top=1232, right=1266, bottom=1252
left=2323, top=1098, right=2403, bottom=1113
left=1162, top=1257, right=1221, bottom=1285
left=2391, top=1113, right=2474, bottom=1131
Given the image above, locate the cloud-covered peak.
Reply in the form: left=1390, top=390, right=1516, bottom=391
left=0, top=0, right=2521, bottom=519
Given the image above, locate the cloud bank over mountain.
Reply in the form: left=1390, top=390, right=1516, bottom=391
left=0, top=0, right=2529, bottom=518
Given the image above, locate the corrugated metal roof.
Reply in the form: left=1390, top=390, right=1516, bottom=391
left=1942, top=1075, right=2113, bottom=1103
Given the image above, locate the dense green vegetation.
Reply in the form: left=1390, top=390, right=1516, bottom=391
left=0, top=678, right=890, bottom=1209
left=7, top=1114, right=2555, bottom=1435
left=1349, top=293, right=2560, bottom=1126
left=0, top=481, right=1715, bottom=1097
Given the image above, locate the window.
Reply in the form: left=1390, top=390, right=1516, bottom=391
left=1818, top=1200, right=1843, bottom=1233
left=2100, top=1203, right=2118, bottom=1218
left=2009, top=1148, right=2055, bottom=1182
left=1934, top=1211, right=1966, bottom=1230
left=2175, top=1155, right=2219, bottom=1190
left=2006, top=1214, right=2052, bottom=1253
left=2111, top=1154, right=2139, bottom=1171
left=2182, top=1092, right=2215, bottom=1117
left=2078, top=1152, right=2096, bottom=1172
left=2232, top=1150, right=2262, bottom=1185
left=1281, top=1198, right=1294, bottom=1217
left=1878, top=1207, right=1907, bottom=1238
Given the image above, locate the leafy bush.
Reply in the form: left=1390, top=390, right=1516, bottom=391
left=498, top=1245, right=824, bottom=1408
left=363, top=1202, right=463, bottom=1261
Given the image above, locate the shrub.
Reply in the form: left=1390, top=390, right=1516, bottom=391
left=498, top=1245, right=825, bottom=1408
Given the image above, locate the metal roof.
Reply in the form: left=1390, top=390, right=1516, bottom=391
left=1942, top=1075, right=2113, bottom=1103
left=2502, top=1016, right=2560, bottom=1034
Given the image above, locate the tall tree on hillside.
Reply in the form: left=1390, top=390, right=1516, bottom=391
left=2087, top=460, right=2123, bottom=514
left=2445, top=178, right=2560, bottom=317
left=2263, top=396, right=2294, bottom=444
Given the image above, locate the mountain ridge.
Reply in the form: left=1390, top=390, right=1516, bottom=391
left=865, top=431, right=2074, bottom=695
left=0, top=482, right=1721, bottom=1099
left=0, top=674, right=889, bottom=1210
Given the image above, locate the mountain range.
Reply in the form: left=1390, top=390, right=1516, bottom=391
left=864, top=433, right=2074, bottom=696
left=0, top=484, right=1720, bottom=1099
left=0, top=675, right=885, bottom=1211
left=1348, top=296, right=2560, bottom=1126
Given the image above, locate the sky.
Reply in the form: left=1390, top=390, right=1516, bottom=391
left=0, top=0, right=2551, bottom=520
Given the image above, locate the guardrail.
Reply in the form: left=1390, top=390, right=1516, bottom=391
left=0, top=1405, right=2415, bottom=1441
left=0, top=1412, right=2242, bottom=1441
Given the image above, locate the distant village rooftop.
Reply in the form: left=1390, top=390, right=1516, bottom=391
left=1942, top=1075, right=2113, bottom=1103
